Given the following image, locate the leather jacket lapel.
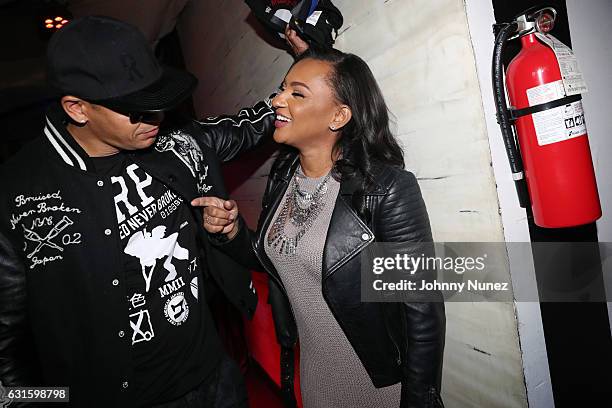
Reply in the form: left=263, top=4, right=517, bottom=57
left=262, top=152, right=379, bottom=280
left=323, top=164, right=387, bottom=279
left=322, top=193, right=374, bottom=279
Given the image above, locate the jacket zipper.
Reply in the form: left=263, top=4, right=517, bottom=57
left=389, top=329, right=402, bottom=367
left=363, top=195, right=402, bottom=368
left=253, top=238, right=299, bottom=339
left=388, top=300, right=409, bottom=368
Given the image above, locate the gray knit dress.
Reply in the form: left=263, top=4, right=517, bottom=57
left=265, top=168, right=401, bottom=408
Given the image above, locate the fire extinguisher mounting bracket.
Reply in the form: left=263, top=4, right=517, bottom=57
left=511, top=6, right=557, bottom=39
left=509, top=94, right=582, bottom=121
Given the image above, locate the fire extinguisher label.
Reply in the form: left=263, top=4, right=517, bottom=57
left=527, top=80, right=587, bottom=146
left=535, top=33, right=588, bottom=96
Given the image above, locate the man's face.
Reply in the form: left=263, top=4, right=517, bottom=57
left=84, top=104, right=163, bottom=153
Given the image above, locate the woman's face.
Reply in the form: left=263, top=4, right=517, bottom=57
left=272, top=58, right=346, bottom=151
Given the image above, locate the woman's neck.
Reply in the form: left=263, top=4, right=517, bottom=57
left=298, top=147, right=335, bottom=178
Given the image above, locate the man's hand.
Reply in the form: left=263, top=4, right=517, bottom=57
left=191, top=196, right=240, bottom=240
left=285, top=25, right=309, bottom=56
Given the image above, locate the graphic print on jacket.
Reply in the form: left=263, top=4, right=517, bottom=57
left=92, top=152, right=209, bottom=405
left=155, top=130, right=212, bottom=195
left=10, top=190, right=84, bottom=271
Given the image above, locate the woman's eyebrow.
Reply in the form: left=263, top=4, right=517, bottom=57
left=289, top=81, right=310, bottom=90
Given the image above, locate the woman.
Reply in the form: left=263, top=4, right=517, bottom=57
left=196, top=47, right=445, bottom=408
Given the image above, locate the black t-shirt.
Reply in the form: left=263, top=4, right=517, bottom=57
left=92, top=153, right=221, bottom=406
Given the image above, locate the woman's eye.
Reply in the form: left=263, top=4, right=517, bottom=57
left=292, top=92, right=304, bottom=98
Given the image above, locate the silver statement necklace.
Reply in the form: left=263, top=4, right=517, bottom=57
left=267, top=166, right=331, bottom=255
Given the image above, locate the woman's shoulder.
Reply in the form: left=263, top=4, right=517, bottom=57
left=370, top=163, right=419, bottom=194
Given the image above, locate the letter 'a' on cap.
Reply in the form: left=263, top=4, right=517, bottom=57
left=46, top=16, right=197, bottom=112
left=245, top=0, right=343, bottom=48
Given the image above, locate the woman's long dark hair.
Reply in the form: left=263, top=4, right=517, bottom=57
left=285, top=47, right=405, bottom=220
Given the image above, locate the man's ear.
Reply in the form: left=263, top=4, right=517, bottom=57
left=329, top=105, right=352, bottom=132
left=61, top=96, right=89, bottom=125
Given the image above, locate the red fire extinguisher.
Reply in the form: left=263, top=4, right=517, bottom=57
left=492, top=7, right=601, bottom=228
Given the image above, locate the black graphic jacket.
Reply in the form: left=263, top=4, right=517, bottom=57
left=0, top=101, right=274, bottom=406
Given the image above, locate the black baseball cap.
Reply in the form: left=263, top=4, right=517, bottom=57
left=46, top=15, right=197, bottom=112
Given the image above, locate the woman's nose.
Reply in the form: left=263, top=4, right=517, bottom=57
left=272, top=92, right=286, bottom=109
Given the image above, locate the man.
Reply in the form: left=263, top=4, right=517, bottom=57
left=0, top=16, right=275, bottom=407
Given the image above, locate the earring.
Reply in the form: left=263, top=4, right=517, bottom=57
left=329, top=125, right=336, bottom=131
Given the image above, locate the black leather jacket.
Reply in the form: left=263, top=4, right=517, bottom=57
left=219, top=151, right=446, bottom=407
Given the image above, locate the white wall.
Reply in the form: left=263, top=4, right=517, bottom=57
left=179, top=0, right=527, bottom=406
left=566, top=0, right=612, bottom=335
left=566, top=0, right=612, bottom=242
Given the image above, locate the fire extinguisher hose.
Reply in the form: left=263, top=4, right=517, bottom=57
left=492, top=22, right=531, bottom=208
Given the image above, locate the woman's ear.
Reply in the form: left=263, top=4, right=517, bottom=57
left=61, top=96, right=89, bottom=125
left=329, top=105, right=352, bottom=131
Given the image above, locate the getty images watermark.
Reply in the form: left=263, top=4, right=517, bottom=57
left=361, top=242, right=611, bottom=302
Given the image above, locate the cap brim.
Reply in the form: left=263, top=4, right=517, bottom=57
left=92, top=67, right=197, bottom=112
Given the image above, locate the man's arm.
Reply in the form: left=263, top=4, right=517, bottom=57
left=0, top=231, right=37, bottom=387
left=192, top=99, right=275, bottom=163
left=188, top=27, right=310, bottom=163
